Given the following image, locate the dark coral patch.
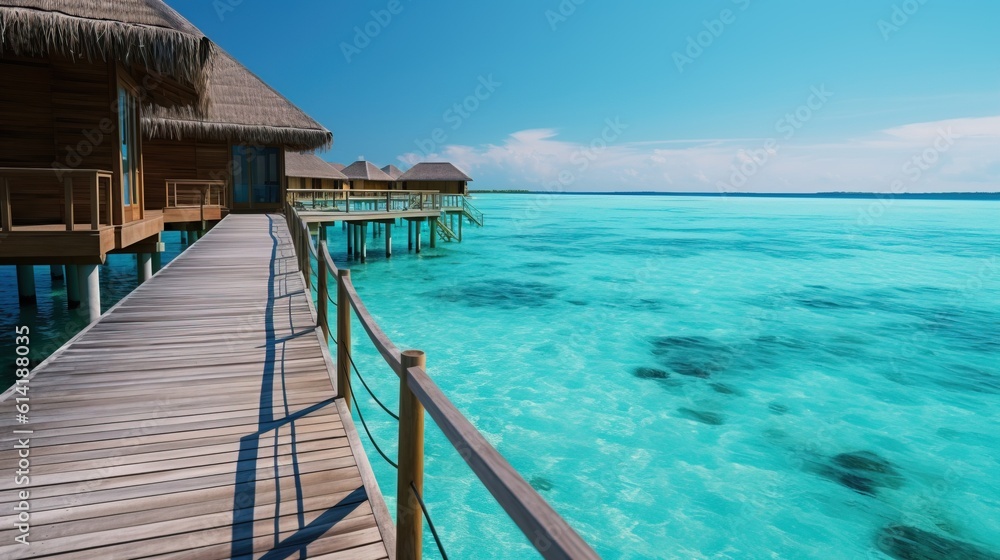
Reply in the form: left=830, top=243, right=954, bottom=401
left=633, top=367, right=669, bottom=380
left=875, top=525, right=1000, bottom=560
left=529, top=476, right=554, bottom=492
left=677, top=407, right=724, bottom=426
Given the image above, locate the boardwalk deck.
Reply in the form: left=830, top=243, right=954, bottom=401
left=0, top=214, right=393, bottom=559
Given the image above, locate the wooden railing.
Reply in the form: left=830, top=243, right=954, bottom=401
left=287, top=189, right=444, bottom=214
left=0, top=168, right=113, bottom=232
left=439, top=194, right=485, bottom=227
left=285, top=204, right=599, bottom=560
left=165, top=179, right=227, bottom=209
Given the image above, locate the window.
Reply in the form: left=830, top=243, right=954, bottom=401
left=118, top=86, right=139, bottom=207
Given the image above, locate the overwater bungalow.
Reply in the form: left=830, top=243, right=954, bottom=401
left=0, top=0, right=213, bottom=319
left=143, top=49, right=332, bottom=225
left=0, top=0, right=332, bottom=321
left=286, top=151, right=348, bottom=191
left=381, top=164, right=404, bottom=189
left=341, top=160, right=395, bottom=191
left=398, top=162, right=472, bottom=195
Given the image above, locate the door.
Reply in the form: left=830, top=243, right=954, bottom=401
left=231, top=146, right=281, bottom=210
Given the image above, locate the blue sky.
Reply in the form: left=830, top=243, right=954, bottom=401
left=172, top=0, right=1000, bottom=192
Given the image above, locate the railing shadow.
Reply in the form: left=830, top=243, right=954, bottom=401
left=229, top=214, right=363, bottom=559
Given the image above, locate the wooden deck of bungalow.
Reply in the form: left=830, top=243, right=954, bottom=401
left=0, top=214, right=394, bottom=559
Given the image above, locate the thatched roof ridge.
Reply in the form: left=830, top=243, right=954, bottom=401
left=329, top=163, right=345, bottom=171
left=286, top=151, right=347, bottom=180
left=341, top=161, right=393, bottom=182
left=398, top=162, right=472, bottom=182
left=381, top=164, right=404, bottom=180
left=0, top=1, right=212, bottom=96
left=142, top=48, right=332, bottom=150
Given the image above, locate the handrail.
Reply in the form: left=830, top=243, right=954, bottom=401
left=165, top=179, right=227, bottom=208
left=287, top=206, right=598, bottom=560
left=288, top=189, right=445, bottom=215
left=342, top=279, right=403, bottom=375
left=406, top=364, right=598, bottom=559
left=0, top=168, right=113, bottom=232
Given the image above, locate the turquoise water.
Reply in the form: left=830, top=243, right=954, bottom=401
left=325, top=195, right=1000, bottom=559
left=0, top=232, right=189, bottom=390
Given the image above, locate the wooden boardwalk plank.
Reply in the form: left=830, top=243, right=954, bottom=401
left=0, top=214, right=391, bottom=559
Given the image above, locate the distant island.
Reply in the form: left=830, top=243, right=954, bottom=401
left=469, top=189, right=532, bottom=194
left=472, top=190, right=1000, bottom=200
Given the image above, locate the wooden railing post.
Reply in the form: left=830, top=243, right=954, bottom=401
left=199, top=186, right=206, bottom=230
left=317, top=240, right=329, bottom=341
left=89, top=173, right=99, bottom=230
left=336, top=269, right=352, bottom=408
left=398, top=350, right=426, bottom=560
left=0, top=178, right=11, bottom=232
left=64, top=177, right=74, bottom=231
left=301, top=222, right=311, bottom=291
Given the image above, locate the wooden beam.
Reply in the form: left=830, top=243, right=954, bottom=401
left=0, top=178, right=11, bottom=232
left=90, top=173, right=99, bottom=230
left=64, top=177, right=74, bottom=231
left=397, top=350, right=426, bottom=560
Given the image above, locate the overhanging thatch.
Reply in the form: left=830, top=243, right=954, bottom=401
left=398, top=162, right=472, bottom=182
left=142, top=48, right=332, bottom=150
left=341, top=161, right=394, bottom=182
left=0, top=1, right=212, bottom=97
left=286, top=151, right=347, bottom=180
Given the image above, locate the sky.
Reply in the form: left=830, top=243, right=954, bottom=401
left=171, top=0, right=1000, bottom=193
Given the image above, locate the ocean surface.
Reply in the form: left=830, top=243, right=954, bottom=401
left=323, top=195, right=1000, bottom=559
left=1, top=195, right=997, bottom=559
left=0, top=232, right=189, bottom=390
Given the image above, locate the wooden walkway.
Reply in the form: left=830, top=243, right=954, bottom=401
left=0, top=215, right=393, bottom=559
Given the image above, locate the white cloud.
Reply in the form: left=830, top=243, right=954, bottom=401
left=397, top=116, right=1000, bottom=193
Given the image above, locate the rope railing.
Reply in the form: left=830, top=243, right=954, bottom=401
left=285, top=203, right=599, bottom=560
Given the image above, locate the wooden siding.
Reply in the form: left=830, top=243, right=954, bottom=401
left=402, top=180, right=467, bottom=195
left=0, top=55, right=131, bottom=227
left=144, top=139, right=232, bottom=212
left=289, top=177, right=344, bottom=190
left=348, top=180, right=391, bottom=191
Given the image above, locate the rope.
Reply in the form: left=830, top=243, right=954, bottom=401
left=345, top=373, right=398, bottom=470
left=344, top=345, right=400, bottom=421
left=411, top=481, right=449, bottom=560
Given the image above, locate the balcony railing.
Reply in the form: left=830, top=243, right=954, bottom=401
left=287, top=189, right=443, bottom=214
left=165, top=179, right=227, bottom=208
left=0, top=168, right=113, bottom=232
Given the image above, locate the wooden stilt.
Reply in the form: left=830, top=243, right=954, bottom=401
left=385, top=221, right=392, bottom=258
left=79, top=264, right=100, bottom=323
left=138, top=253, right=153, bottom=284
left=16, top=265, right=36, bottom=305
left=65, top=264, right=80, bottom=309
left=415, top=220, right=422, bottom=254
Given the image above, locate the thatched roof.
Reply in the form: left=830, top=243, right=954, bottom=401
left=381, top=164, right=404, bottom=180
left=398, top=162, right=472, bottom=182
left=341, top=161, right=394, bottom=182
left=0, top=0, right=212, bottom=98
left=329, top=163, right=345, bottom=171
left=285, top=151, right=347, bottom=180
left=142, top=48, right=332, bottom=150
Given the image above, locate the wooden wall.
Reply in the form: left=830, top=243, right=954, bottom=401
left=402, top=180, right=467, bottom=195
left=288, top=177, right=344, bottom=190
left=349, top=180, right=391, bottom=191
left=1, top=56, right=118, bottom=225
left=143, top=139, right=231, bottom=211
